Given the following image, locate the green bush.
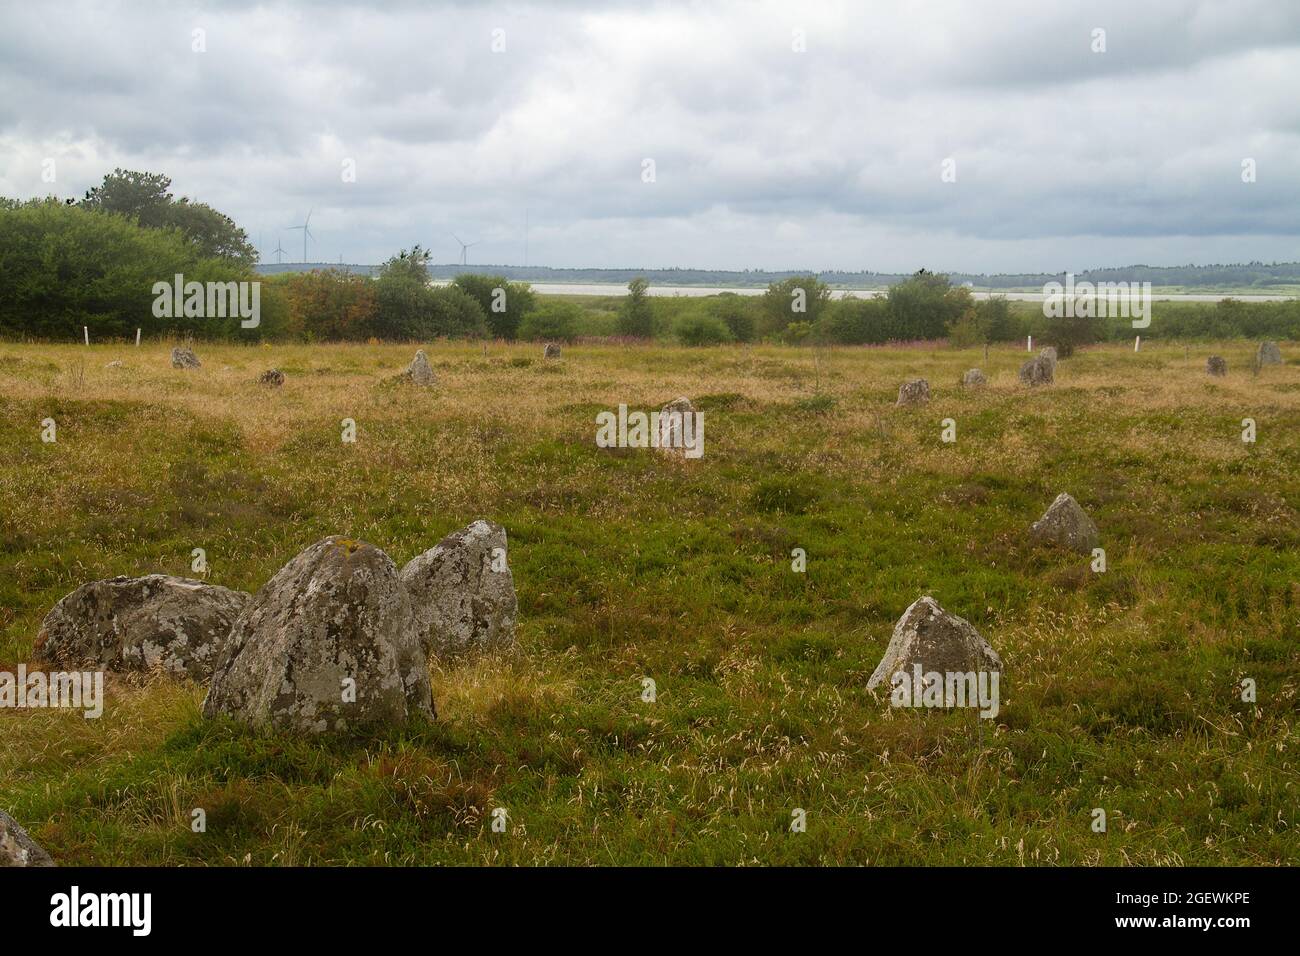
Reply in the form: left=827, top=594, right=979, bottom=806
left=707, top=293, right=758, bottom=342
left=453, top=274, right=536, bottom=340
left=519, top=300, right=581, bottom=342
left=0, top=199, right=253, bottom=340
left=674, top=312, right=733, bottom=346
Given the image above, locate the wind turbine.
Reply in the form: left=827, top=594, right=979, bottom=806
left=287, top=210, right=315, bottom=263
left=272, top=237, right=289, bottom=264
left=451, top=233, right=480, bottom=266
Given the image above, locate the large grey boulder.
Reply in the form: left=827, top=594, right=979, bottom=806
left=405, top=349, right=436, bottom=385
left=35, top=575, right=250, bottom=682
left=962, top=368, right=987, bottom=388
left=867, top=596, right=1002, bottom=693
left=203, top=537, right=434, bottom=733
left=896, top=379, right=930, bottom=406
left=1257, top=341, right=1282, bottom=366
left=543, top=343, right=561, bottom=359
left=1029, top=492, right=1100, bottom=553
left=1206, top=356, right=1227, bottom=376
left=171, top=346, right=200, bottom=369
left=1019, top=354, right=1054, bottom=386
left=1039, top=346, right=1058, bottom=366
left=401, top=520, right=518, bottom=660
left=0, top=810, right=54, bottom=867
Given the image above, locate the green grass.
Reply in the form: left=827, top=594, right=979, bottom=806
left=0, top=338, right=1297, bottom=865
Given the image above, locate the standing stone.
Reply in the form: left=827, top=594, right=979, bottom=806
left=657, top=396, right=701, bottom=458
left=1029, top=492, right=1099, bottom=553
left=203, top=537, right=434, bottom=733
left=35, top=575, right=250, bottom=682
left=1257, top=341, right=1282, bottom=366
left=961, top=368, right=987, bottom=387
left=1206, top=356, right=1228, bottom=376
left=0, top=810, right=54, bottom=867
left=896, top=379, right=931, bottom=406
left=400, top=520, right=518, bottom=660
left=1019, top=354, right=1054, bottom=386
left=406, top=349, right=436, bottom=385
left=104, top=360, right=123, bottom=369
left=543, top=343, right=561, bottom=359
left=1040, top=346, right=1058, bottom=366
left=867, top=596, right=1002, bottom=693
left=171, top=346, right=200, bottom=369
left=258, top=368, right=285, bottom=387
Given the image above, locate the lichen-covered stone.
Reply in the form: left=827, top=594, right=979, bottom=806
left=401, top=520, right=518, bottom=660
left=1206, top=356, right=1227, bottom=376
left=1019, top=354, right=1054, bottom=386
left=203, top=537, right=434, bottom=733
left=406, top=349, right=436, bottom=385
left=896, top=379, right=930, bottom=406
left=35, top=575, right=250, bottom=682
left=867, top=596, right=1002, bottom=692
left=0, top=810, right=55, bottom=867
left=656, top=396, right=701, bottom=458
left=1257, top=341, right=1282, bottom=366
left=1029, top=492, right=1099, bottom=553
left=1039, top=346, right=1058, bottom=365
left=171, top=346, right=200, bottom=369
left=258, top=368, right=285, bottom=387
left=543, top=343, right=561, bottom=359
left=962, top=368, right=987, bottom=387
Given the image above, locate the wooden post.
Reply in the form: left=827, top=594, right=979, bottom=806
left=136, top=328, right=142, bottom=347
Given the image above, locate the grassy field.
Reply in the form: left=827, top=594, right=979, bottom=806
left=1, top=338, right=1297, bottom=866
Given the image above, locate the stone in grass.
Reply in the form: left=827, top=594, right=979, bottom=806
left=1040, top=346, right=1058, bottom=366
left=35, top=575, right=250, bottom=683
left=866, top=596, right=1003, bottom=695
left=405, top=349, right=436, bottom=385
left=896, top=379, right=930, bottom=406
left=1028, top=492, right=1099, bottom=553
left=0, top=809, right=55, bottom=867
left=400, top=520, right=518, bottom=660
left=1019, top=354, right=1054, bottom=386
left=171, top=346, right=200, bottom=369
left=962, top=368, right=987, bottom=387
left=657, top=396, right=702, bottom=458
left=203, top=536, right=434, bottom=733
left=543, top=343, right=561, bottom=359
left=1206, top=356, right=1228, bottom=376
left=258, top=368, right=285, bottom=387
left=1257, top=341, right=1282, bottom=366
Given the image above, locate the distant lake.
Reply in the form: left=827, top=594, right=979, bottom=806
left=444, top=282, right=1296, bottom=303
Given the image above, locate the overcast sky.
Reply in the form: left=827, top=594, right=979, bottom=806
left=2, top=0, right=1299, bottom=273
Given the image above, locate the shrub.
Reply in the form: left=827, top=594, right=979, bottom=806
left=617, top=277, right=655, bottom=338
left=453, top=274, right=536, bottom=340
left=707, top=293, right=758, bottom=342
left=519, top=300, right=581, bottom=342
left=674, top=312, right=733, bottom=346
left=761, top=275, right=831, bottom=335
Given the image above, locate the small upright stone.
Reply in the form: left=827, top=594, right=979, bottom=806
left=1040, top=346, right=1058, bottom=366
left=1257, top=341, right=1282, bottom=366
left=896, top=379, right=930, bottom=406
left=543, top=343, right=561, bottom=359
left=400, top=520, right=518, bottom=660
left=0, top=810, right=55, bottom=867
left=866, top=596, right=1002, bottom=694
left=258, top=369, right=285, bottom=388
left=657, top=396, right=702, bottom=458
left=962, top=368, right=987, bottom=388
left=1029, top=492, right=1099, bottom=553
left=1019, top=354, right=1054, bottom=386
left=406, top=349, right=436, bottom=385
left=1206, top=356, right=1227, bottom=377
left=171, top=346, right=200, bottom=369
